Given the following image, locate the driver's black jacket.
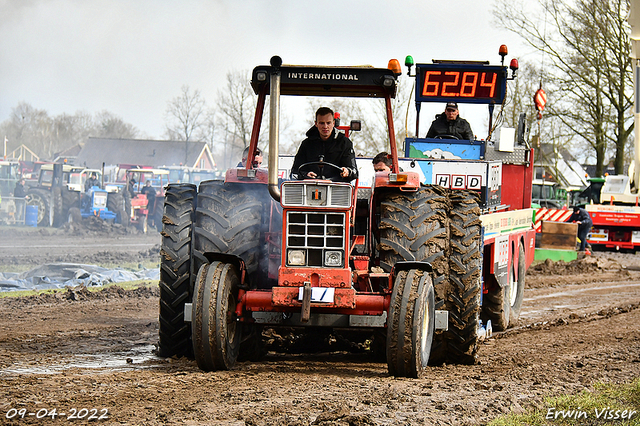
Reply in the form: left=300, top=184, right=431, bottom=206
left=290, top=126, right=358, bottom=182
left=426, top=113, right=474, bottom=140
left=84, top=177, right=100, bottom=192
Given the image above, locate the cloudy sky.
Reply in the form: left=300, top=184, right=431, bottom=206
left=0, top=0, right=530, bottom=140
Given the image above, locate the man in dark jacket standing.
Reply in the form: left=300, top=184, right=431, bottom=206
left=291, top=107, right=358, bottom=182
left=13, top=178, right=27, bottom=222
left=569, top=206, right=593, bottom=251
left=426, top=102, right=474, bottom=140
left=13, top=178, right=26, bottom=198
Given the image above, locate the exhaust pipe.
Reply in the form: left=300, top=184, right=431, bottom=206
left=268, top=56, right=282, bottom=202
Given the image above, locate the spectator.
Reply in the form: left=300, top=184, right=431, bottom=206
left=141, top=180, right=157, bottom=224
left=127, top=178, right=136, bottom=198
left=372, top=152, right=392, bottom=172
left=426, top=102, right=474, bottom=140
left=13, top=178, right=27, bottom=222
left=569, top=206, right=593, bottom=252
left=13, top=178, right=26, bottom=198
left=238, top=146, right=263, bottom=168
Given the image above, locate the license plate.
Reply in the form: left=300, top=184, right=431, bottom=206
left=298, top=287, right=335, bottom=303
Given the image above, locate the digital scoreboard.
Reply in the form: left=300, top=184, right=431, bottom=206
left=415, top=63, right=507, bottom=104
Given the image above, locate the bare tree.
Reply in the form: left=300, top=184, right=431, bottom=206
left=164, top=85, right=207, bottom=142
left=94, top=111, right=139, bottom=139
left=215, top=70, right=259, bottom=167
left=196, top=108, right=216, bottom=154
left=1, top=102, right=140, bottom=160
left=494, top=0, right=633, bottom=177
left=213, top=70, right=297, bottom=168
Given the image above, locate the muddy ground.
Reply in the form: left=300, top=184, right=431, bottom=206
left=0, top=225, right=639, bottom=425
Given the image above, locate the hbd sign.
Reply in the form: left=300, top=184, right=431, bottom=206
left=435, top=174, right=482, bottom=190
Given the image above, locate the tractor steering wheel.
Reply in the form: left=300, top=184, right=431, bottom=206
left=297, top=161, right=345, bottom=181
left=434, top=135, right=460, bottom=140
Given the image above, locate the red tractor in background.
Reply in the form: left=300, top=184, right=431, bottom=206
left=122, top=168, right=168, bottom=232
left=158, top=51, right=535, bottom=378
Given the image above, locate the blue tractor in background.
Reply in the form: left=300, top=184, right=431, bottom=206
left=68, top=186, right=120, bottom=223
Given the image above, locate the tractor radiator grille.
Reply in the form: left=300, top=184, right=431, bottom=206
left=330, top=186, right=351, bottom=206
left=283, top=184, right=304, bottom=205
left=286, top=211, right=346, bottom=267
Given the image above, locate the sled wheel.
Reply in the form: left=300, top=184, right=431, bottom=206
left=484, top=253, right=512, bottom=332
left=387, top=269, right=435, bottom=378
left=192, top=261, right=241, bottom=371
left=508, top=242, right=526, bottom=326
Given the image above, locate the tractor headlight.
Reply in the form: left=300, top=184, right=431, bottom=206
left=324, top=250, right=343, bottom=267
left=287, top=249, right=306, bottom=266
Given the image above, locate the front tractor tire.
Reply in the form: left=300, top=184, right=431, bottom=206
left=158, top=184, right=196, bottom=358
left=192, top=261, right=241, bottom=371
left=387, top=269, right=435, bottom=378
left=378, top=186, right=449, bottom=277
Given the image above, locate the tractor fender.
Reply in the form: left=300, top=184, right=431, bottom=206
left=389, top=261, right=433, bottom=283
left=201, top=252, right=250, bottom=289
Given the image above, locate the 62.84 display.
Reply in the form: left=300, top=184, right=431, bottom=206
left=415, top=64, right=507, bottom=104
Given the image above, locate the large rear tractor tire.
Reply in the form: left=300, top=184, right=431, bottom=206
left=123, top=190, right=132, bottom=218
left=107, top=192, right=129, bottom=226
left=158, top=184, right=196, bottom=358
left=193, top=181, right=262, bottom=288
left=51, top=187, right=64, bottom=227
left=387, top=269, right=435, bottom=378
left=192, top=261, right=242, bottom=371
left=107, top=191, right=123, bottom=212
left=26, top=189, right=52, bottom=227
left=67, top=207, right=82, bottom=223
left=153, top=197, right=164, bottom=232
left=438, top=190, right=482, bottom=365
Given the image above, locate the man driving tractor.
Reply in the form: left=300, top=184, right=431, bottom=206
left=290, top=107, right=359, bottom=182
left=426, top=102, right=474, bottom=140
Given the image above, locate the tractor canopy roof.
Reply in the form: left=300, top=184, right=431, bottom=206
left=125, top=168, right=170, bottom=176
left=251, top=57, right=399, bottom=98
left=40, top=163, right=81, bottom=173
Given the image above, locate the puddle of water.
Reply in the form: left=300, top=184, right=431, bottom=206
left=1, top=345, right=162, bottom=376
left=520, top=304, right=579, bottom=318
left=525, top=282, right=640, bottom=302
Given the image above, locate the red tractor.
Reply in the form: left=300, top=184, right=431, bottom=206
left=158, top=55, right=530, bottom=377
